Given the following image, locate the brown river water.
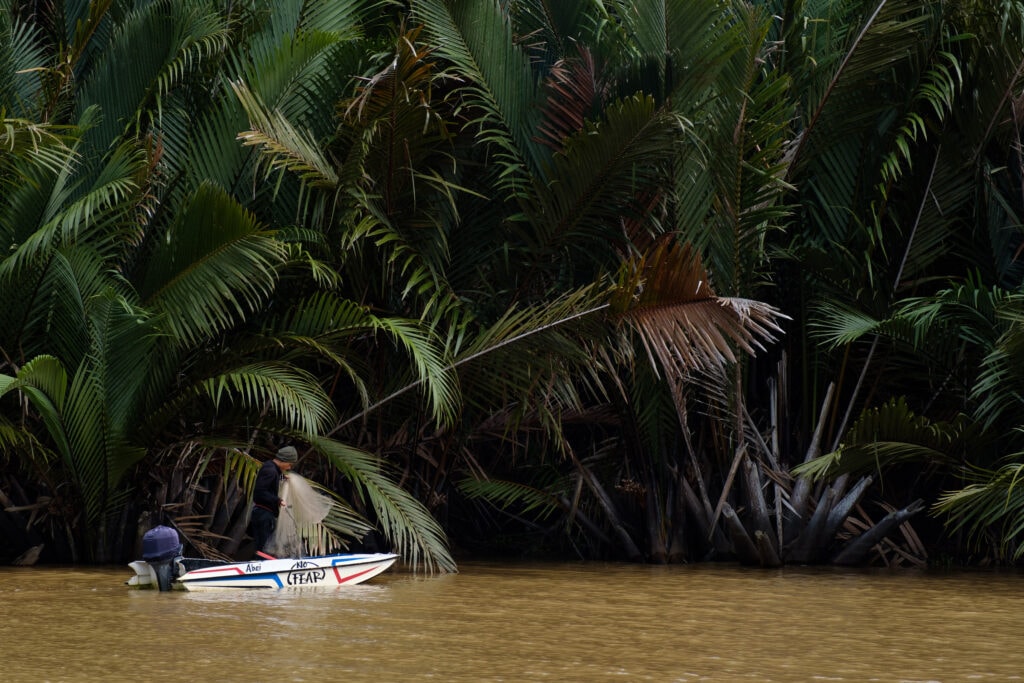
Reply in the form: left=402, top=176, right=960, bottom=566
left=1, top=560, right=1023, bottom=682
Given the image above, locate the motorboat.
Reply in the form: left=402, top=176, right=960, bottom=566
left=128, top=552, right=398, bottom=591
left=128, top=525, right=397, bottom=591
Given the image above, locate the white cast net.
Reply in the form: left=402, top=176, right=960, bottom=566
left=266, top=474, right=334, bottom=558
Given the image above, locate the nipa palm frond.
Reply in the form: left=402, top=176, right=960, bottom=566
left=456, top=475, right=563, bottom=520
left=0, top=355, right=71, bottom=461
left=611, top=238, right=786, bottom=380
left=793, top=396, right=971, bottom=481
left=137, top=182, right=288, bottom=347
left=411, top=0, right=547, bottom=192
left=935, top=461, right=1024, bottom=560
left=75, top=0, right=228, bottom=146
left=313, top=435, right=456, bottom=573
left=0, top=132, right=145, bottom=281
left=0, top=10, right=47, bottom=115
left=528, top=93, right=676, bottom=262
left=200, top=362, right=337, bottom=437
left=234, top=81, right=339, bottom=192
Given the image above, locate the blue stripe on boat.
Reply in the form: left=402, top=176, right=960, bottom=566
left=185, top=573, right=284, bottom=588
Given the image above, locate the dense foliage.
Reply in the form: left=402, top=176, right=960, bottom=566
left=3, top=0, right=1024, bottom=570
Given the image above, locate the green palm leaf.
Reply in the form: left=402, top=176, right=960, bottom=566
left=0, top=355, right=70, bottom=460
left=527, top=93, right=676, bottom=262
left=0, top=9, right=48, bottom=116
left=269, top=291, right=458, bottom=427
left=21, top=246, right=117, bottom=368
left=411, top=0, right=547, bottom=191
left=457, top=476, right=562, bottom=520
left=504, top=0, right=602, bottom=59
left=234, top=80, right=339, bottom=191
left=176, top=93, right=251, bottom=193
left=75, top=0, right=228, bottom=150
left=443, top=284, right=609, bottom=418
left=370, top=316, right=460, bottom=427
left=788, top=0, right=945, bottom=249
left=201, top=362, right=336, bottom=437
left=687, top=4, right=794, bottom=296
left=609, top=0, right=741, bottom=105
left=0, top=117, right=72, bottom=178
left=0, top=129, right=145, bottom=280
left=960, top=0, right=1024, bottom=162
left=138, top=182, right=287, bottom=346
left=313, top=435, right=456, bottom=572
left=300, top=0, right=389, bottom=36
left=810, top=301, right=884, bottom=348
left=794, top=396, right=970, bottom=481
left=973, top=296, right=1024, bottom=428
left=935, top=461, right=1024, bottom=560
left=793, top=0, right=941, bottom=168
left=56, top=291, right=157, bottom=528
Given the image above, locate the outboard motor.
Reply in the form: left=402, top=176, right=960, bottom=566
left=142, top=525, right=183, bottom=591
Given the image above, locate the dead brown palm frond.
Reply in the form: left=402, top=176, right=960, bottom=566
left=343, top=24, right=443, bottom=124
left=534, top=45, right=602, bottom=151
left=166, top=514, right=233, bottom=561
left=611, top=237, right=787, bottom=381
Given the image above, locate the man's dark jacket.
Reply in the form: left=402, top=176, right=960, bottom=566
left=253, top=459, right=283, bottom=517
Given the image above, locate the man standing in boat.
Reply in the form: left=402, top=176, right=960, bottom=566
left=249, top=445, right=297, bottom=555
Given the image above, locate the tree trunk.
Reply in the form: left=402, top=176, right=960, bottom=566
left=668, top=479, right=687, bottom=563
left=578, top=461, right=643, bottom=561
left=754, top=530, right=782, bottom=567
left=710, top=444, right=747, bottom=534
left=787, top=486, right=837, bottom=563
left=210, top=479, right=241, bottom=538
left=820, top=475, right=872, bottom=546
left=222, top=500, right=252, bottom=558
left=832, top=499, right=925, bottom=566
left=645, top=468, right=668, bottom=563
left=786, top=382, right=835, bottom=539
left=742, top=455, right=776, bottom=554
left=722, top=502, right=760, bottom=565
left=681, top=476, right=731, bottom=556
left=558, top=489, right=612, bottom=547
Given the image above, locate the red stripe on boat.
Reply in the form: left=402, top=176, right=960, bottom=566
left=188, top=565, right=247, bottom=576
left=334, top=565, right=377, bottom=584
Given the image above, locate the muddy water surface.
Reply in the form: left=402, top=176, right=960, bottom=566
left=2, top=561, right=1023, bottom=682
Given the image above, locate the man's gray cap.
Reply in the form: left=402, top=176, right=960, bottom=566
left=276, top=446, right=298, bottom=463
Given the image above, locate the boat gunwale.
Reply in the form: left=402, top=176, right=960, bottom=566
left=174, top=552, right=399, bottom=589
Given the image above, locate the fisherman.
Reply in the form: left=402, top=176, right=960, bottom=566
left=249, top=445, right=298, bottom=555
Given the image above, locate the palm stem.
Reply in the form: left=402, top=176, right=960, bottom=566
left=328, top=303, right=611, bottom=434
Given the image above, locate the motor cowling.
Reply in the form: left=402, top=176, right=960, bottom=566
left=142, top=525, right=182, bottom=591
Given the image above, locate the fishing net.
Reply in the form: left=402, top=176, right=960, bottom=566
left=266, top=474, right=334, bottom=558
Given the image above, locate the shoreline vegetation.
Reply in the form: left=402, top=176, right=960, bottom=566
left=4, top=0, right=1024, bottom=572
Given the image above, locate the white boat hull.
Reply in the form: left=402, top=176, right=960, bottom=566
left=176, top=553, right=399, bottom=591
left=128, top=553, right=398, bottom=590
